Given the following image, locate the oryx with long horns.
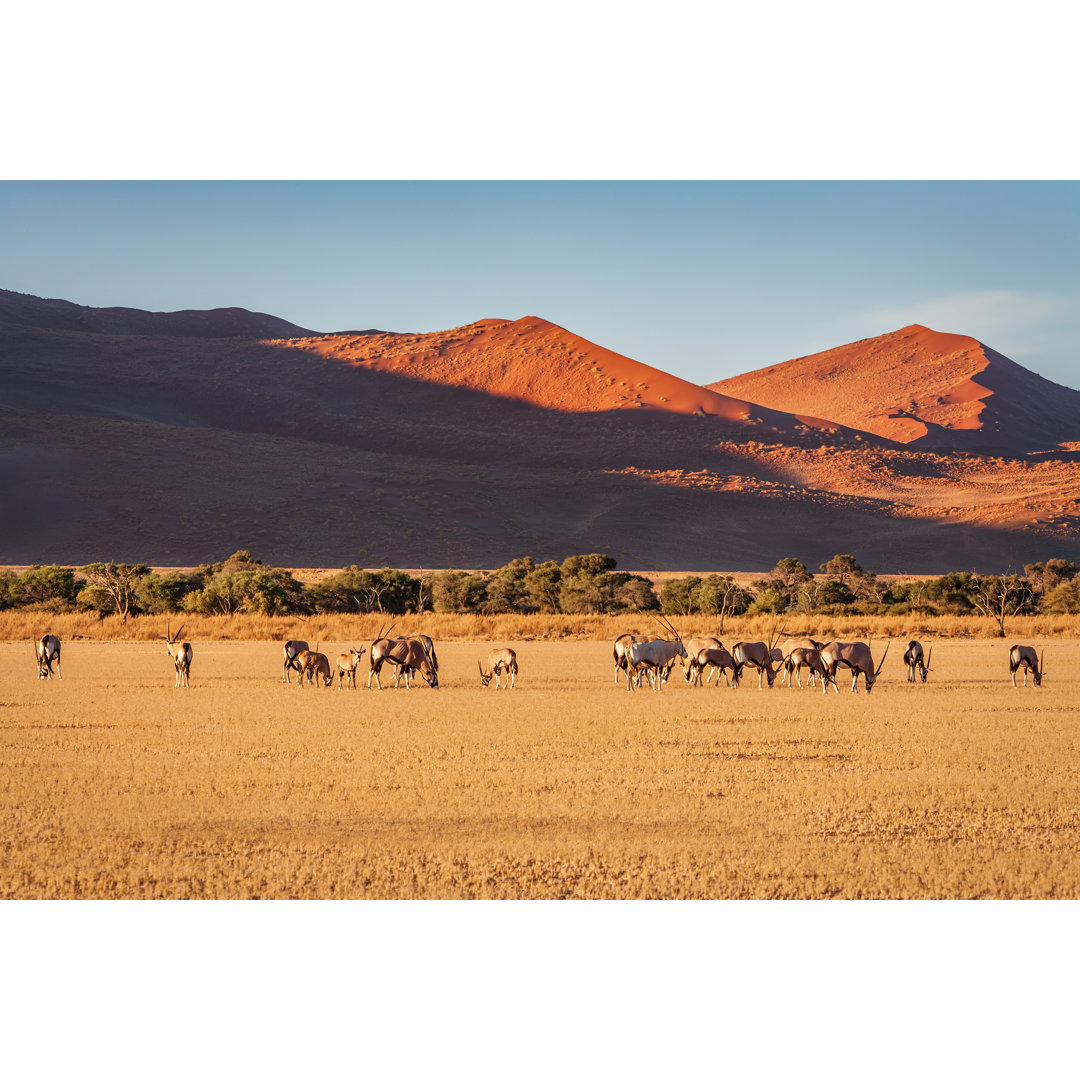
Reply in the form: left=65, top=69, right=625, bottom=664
left=624, top=614, right=687, bottom=691
left=367, top=622, right=399, bottom=689
left=903, top=640, right=932, bottom=683
left=819, top=639, right=890, bottom=694
left=36, top=634, right=62, bottom=680
left=165, top=622, right=193, bottom=688
left=1009, top=645, right=1044, bottom=687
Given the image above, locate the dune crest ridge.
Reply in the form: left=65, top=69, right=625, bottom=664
left=708, top=324, right=1080, bottom=452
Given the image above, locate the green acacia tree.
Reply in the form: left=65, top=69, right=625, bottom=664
left=79, top=562, right=151, bottom=621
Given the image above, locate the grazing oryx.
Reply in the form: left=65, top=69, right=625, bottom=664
left=781, top=647, right=835, bottom=693
left=731, top=624, right=787, bottom=689
left=36, top=634, right=62, bottom=680
left=479, top=648, right=518, bottom=689
left=625, top=615, right=687, bottom=692
left=731, top=642, right=779, bottom=688
left=336, top=647, right=365, bottom=689
left=295, top=645, right=333, bottom=688
left=903, top=640, right=932, bottom=683
left=395, top=635, right=439, bottom=689
left=687, top=645, right=738, bottom=688
left=384, top=637, right=439, bottom=689
left=819, top=639, right=890, bottom=694
left=1009, top=645, right=1044, bottom=687
left=282, top=640, right=311, bottom=683
left=165, top=622, right=192, bottom=688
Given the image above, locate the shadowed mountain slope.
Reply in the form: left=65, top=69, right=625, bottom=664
left=0, top=288, right=314, bottom=339
left=708, top=325, right=1080, bottom=452
left=1, top=295, right=1078, bottom=570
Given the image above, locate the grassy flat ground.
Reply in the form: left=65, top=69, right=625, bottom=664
left=2, top=639, right=1077, bottom=898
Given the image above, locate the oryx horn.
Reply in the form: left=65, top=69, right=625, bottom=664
left=874, top=639, right=891, bottom=676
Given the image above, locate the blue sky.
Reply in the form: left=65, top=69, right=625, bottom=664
left=1, top=180, right=1076, bottom=387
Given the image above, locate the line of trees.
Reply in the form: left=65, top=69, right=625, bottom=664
left=1, top=551, right=1077, bottom=627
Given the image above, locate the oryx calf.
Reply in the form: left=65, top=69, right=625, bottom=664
left=36, top=634, right=62, bottom=680
left=479, top=648, right=518, bottom=689
left=336, top=647, right=365, bottom=690
left=1009, top=645, right=1044, bottom=687
left=782, top=647, right=835, bottom=693
left=283, top=640, right=310, bottom=683
left=819, top=640, right=890, bottom=694
left=165, top=622, right=192, bottom=688
left=296, top=648, right=333, bottom=688
left=687, top=645, right=737, bottom=687
left=683, top=636, right=722, bottom=685
left=903, top=640, right=932, bottom=683
left=780, top=639, right=824, bottom=686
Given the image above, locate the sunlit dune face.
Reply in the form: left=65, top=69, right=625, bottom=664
left=708, top=324, right=1079, bottom=451
left=269, top=316, right=842, bottom=439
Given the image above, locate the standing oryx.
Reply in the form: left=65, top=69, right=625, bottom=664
left=368, top=623, right=400, bottom=689
left=819, top=639, right=890, bottom=694
left=36, top=634, right=62, bottom=680
left=613, top=633, right=639, bottom=686
left=336, top=647, right=365, bottom=689
left=479, top=648, right=518, bottom=689
left=282, top=640, right=311, bottom=683
left=165, top=622, right=193, bottom=688
left=1009, top=645, right=1044, bottom=687
left=903, top=640, right=932, bottom=683
left=624, top=615, right=687, bottom=691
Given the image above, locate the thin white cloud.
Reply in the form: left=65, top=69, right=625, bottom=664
left=843, top=290, right=1077, bottom=342
left=835, top=289, right=1079, bottom=388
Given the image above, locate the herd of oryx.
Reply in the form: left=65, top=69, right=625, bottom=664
left=31, top=617, right=1048, bottom=691
left=609, top=614, right=1048, bottom=693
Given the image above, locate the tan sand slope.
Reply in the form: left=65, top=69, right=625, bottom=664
left=708, top=325, right=1080, bottom=451
left=272, top=316, right=850, bottom=438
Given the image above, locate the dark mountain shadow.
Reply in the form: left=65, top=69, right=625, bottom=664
left=1, top=322, right=1077, bottom=571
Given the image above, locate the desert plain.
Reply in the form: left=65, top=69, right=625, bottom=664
left=3, top=633, right=1077, bottom=899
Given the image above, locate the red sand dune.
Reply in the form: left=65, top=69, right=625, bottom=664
left=708, top=325, right=1080, bottom=452
left=271, top=316, right=852, bottom=439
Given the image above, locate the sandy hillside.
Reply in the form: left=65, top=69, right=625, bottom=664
left=2, top=293, right=1078, bottom=571
left=273, top=316, right=852, bottom=439
left=708, top=324, right=1080, bottom=452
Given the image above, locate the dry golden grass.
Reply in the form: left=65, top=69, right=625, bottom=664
left=4, top=609, right=1079, bottom=644
left=2, top=634, right=1077, bottom=899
